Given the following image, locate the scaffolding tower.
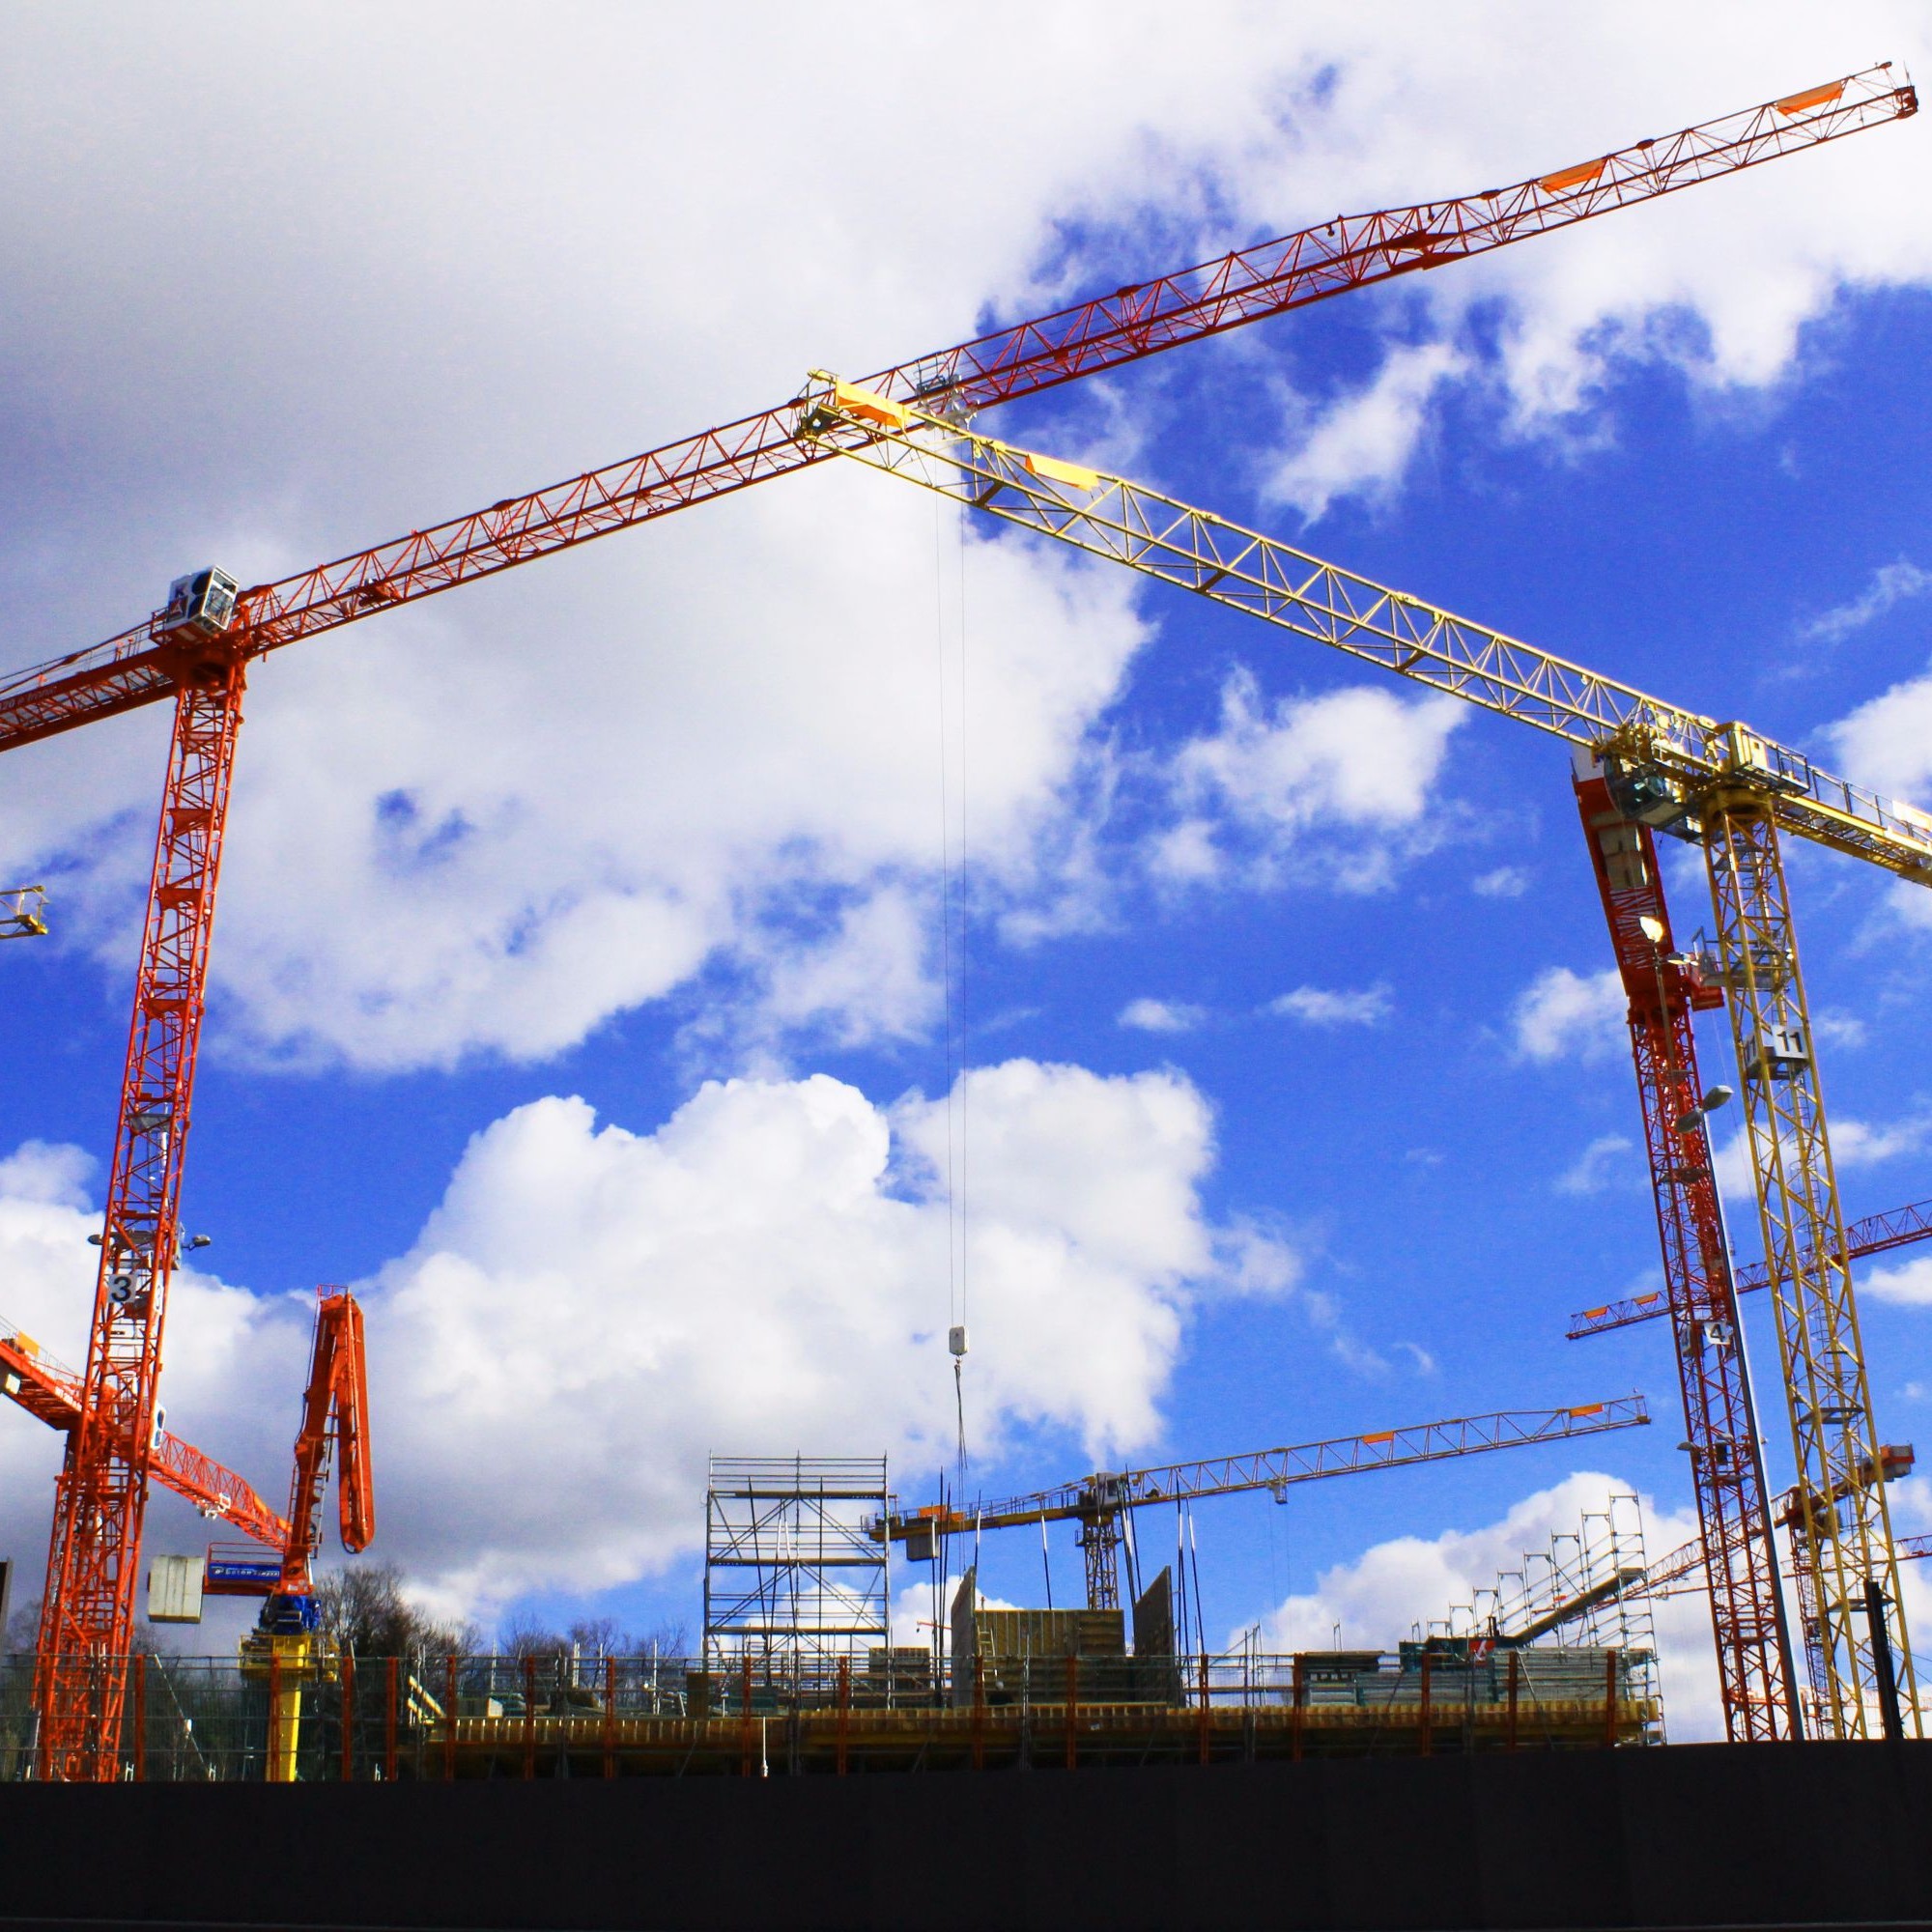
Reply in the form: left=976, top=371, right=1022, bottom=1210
left=1447, top=1492, right=1664, bottom=1742
left=702, top=1457, right=889, bottom=1673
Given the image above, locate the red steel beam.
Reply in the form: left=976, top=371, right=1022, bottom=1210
left=1574, top=767, right=1800, bottom=1741
left=1570, top=1199, right=1932, bottom=1339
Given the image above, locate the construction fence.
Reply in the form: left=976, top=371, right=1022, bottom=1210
left=0, top=1643, right=1655, bottom=1780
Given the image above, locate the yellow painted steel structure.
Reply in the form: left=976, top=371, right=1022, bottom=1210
left=1703, top=802, right=1918, bottom=1736
left=798, top=383, right=1932, bottom=1739
left=0, top=884, right=46, bottom=939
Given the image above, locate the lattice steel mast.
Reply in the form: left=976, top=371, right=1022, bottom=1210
left=1573, top=765, right=1797, bottom=1739
left=31, top=640, right=246, bottom=1778
left=1702, top=802, right=1918, bottom=1735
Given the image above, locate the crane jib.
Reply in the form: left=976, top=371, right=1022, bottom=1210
left=799, top=384, right=1932, bottom=890
left=0, top=65, right=1913, bottom=757
left=881, top=1397, right=1650, bottom=1544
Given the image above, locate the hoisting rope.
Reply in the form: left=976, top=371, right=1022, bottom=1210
left=933, top=491, right=972, bottom=1498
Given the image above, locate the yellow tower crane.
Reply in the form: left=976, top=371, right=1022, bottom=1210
left=798, top=376, right=1932, bottom=1742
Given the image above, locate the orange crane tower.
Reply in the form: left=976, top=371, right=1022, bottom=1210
left=0, top=68, right=1909, bottom=1776
left=796, top=377, right=1932, bottom=1742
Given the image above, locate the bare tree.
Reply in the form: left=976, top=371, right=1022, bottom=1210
left=313, top=1562, right=477, bottom=1661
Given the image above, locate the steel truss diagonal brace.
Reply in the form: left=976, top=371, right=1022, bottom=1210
left=33, top=662, right=246, bottom=1779
left=1702, top=798, right=1918, bottom=1739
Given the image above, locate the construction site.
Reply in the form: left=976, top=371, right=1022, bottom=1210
left=2, top=30, right=1931, bottom=1931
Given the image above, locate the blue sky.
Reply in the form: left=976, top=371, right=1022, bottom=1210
left=3, top=6, right=1932, bottom=1738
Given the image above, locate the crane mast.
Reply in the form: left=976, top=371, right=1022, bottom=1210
left=33, top=655, right=245, bottom=1780
left=1573, top=763, right=1798, bottom=1741
left=1702, top=802, right=1919, bottom=1736
left=4, top=68, right=1914, bottom=1774
left=802, top=389, right=1932, bottom=1738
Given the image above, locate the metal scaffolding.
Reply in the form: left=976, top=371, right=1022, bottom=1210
left=702, top=1457, right=889, bottom=1674
left=1449, top=1492, right=1663, bottom=1742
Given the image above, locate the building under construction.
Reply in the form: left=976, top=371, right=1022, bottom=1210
left=3, top=51, right=1932, bottom=1932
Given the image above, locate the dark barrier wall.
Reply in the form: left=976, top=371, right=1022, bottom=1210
left=2, top=1742, right=1930, bottom=1931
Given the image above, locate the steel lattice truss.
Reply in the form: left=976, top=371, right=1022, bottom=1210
left=800, top=389, right=1932, bottom=883
left=0, top=70, right=1910, bottom=756
left=887, top=1400, right=1651, bottom=1538
left=1571, top=1198, right=1932, bottom=1339
left=1573, top=771, right=1795, bottom=1740
left=1703, top=805, right=1920, bottom=1737
left=1, top=1317, right=286, bottom=1547
left=1641, top=1529, right=1932, bottom=1600
left=33, top=666, right=247, bottom=1778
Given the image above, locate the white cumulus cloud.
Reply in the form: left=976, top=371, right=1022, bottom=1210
left=1266, top=984, right=1393, bottom=1027
left=1119, top=997, right=1207, bottom=1034
left=1802, top=559, right=1932, bottom=645
left=1863, top=1256, right=1932, bottom=1307
left=1166, top=672, right=1463, bottom=891
left=1511, top=965, right=1626, bottom=1065
left=0, top=1061, right=1310, bottom=1622
left=1250, top=1472, right=1719, bottom=1734
left=1268, top=342, right=1468, bottom=520
left=1556, top=1134, right=1635, bottom=1197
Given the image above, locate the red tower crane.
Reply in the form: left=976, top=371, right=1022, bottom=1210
left=1572, top=760, right=1799, bottom=1740
left=4, top=67, right=1911, bottom=1776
